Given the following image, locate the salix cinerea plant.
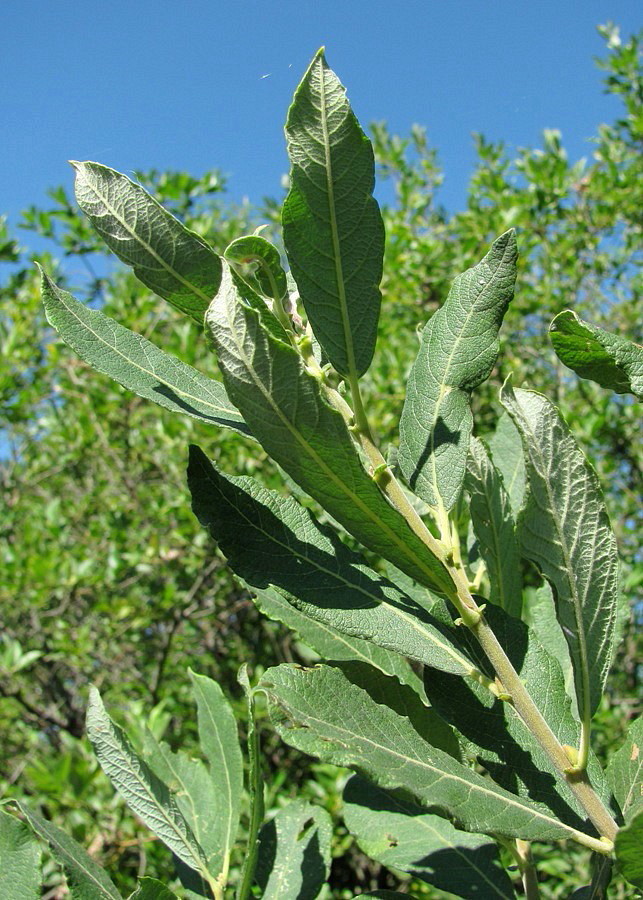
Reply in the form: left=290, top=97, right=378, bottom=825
left=16, top=47, right=641, bottom=896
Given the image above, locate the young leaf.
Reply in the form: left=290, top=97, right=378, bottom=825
left=205, top=263, right=453, bottom=595
left=465, top=437, right=522, bottom=618
left=225, top=234, right=288, bottom=301
left=12, top=802, right=121, bottom=899
left=187, top=447, right=473, bottom=676
left=141, top=732, right=226, bottom=884
left=500, top=381, right=620, bottom=720
left=72, top=161, right=222, bottom=324
left=606, top=715, right=643, bottom=824
left=343, top=776, right=516, bottom=899
left=423, top=604, right=608, bottom=829
left=128, top=878, right=180, bottom=899
left=550, top=310, right=643, bottom=400
left=614, top=810, right=643, bottom=890
left=41, top=270, right=250, bottom=436
left=255, top=800, right=332, bottom=900
left=259, top=663, right=594, bottom=843
left=282, top=48, right=385, bottom=378
left=486, top=412, right=526, bottom=518
left=188, top=670, right=243, bottom=875
left=0, top=807, right=42, bottom=900
left=399, top=231, right=517, bottom=512
left=86, top=687, right=209, bottom=877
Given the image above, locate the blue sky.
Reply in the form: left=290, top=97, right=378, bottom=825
left=1, top=0, right=640, bottom=247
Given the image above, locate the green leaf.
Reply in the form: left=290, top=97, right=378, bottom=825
left=521, top=582, right=575, bottom=711
left=567, top=855, right=613, bottom=900
left=72, top=161, right=222, bottom=324
left=128, top=878, right=179, bottom=899
left=486, top=412, right=526, bottom=519
left=255, top=800, right=332, bottom=900
left=615, top=809, right=643, bottom=889
left=465, top=437, right=522, bottom=618
left=13, top=802, right=121, bottom=899
left=399, top=231, right=517, bottom=512
left=282, top=48, right=385, bottom=378
left=254, top=585, right=428, bottom=697
left=343, top=776, right=515, bottom=899
left=500, top=381, right=620, bottom=720
left=0, top=808, right=41, bottom=900
left=141, top=732, right=225, bottom=883
left=550, top=310, right=643, bottom=399
left=86, top=687, right=208, bottom=877
left=259, top=663, right=590, bottom=842
left=188, top=670, right=243, bottom=873
left=225, top=235, right=288, bottom=301
left=423, top=603, right=608, bottom=829
left=607, top=716, right=643, bottom=824
left=187, top=447, right=473, bottom=677
left=41, top=270, right=250, bottom=435
left=205, top=263, right=453, bottom=595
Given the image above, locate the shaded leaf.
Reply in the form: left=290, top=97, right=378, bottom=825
left=283, top=49, right=385, bottom=377
left=188, top=448, right=473, bottom=676
left=343, top=776, right=515, bottom=898
left=141, top=732, right=225, bottom=882
left=399, top=231, right=517, bottom=512
left=486, top=413, right=526, bottom=516
left=86, top=688, right=208, bottom=877
left=465, top=437, right=522, bottom=617
left=550, top=310, right=643, bottom=399
left=521, top=582, right=575, bottom=712
left=567, top=855, right=613, bottom=900
left=255, top=800, right=332, bottom=900
left=205, top=263, right=453, bottom=595
left=13, top=802, right=120, bottom=899
left=501, top=381, right=619, bottom=720
left=225, top=234, right=287, bottom=301
left=614, top=809, right=643, bottom=889
left=72, top=161, right=221, bottom=323
left=259, top=663, right=589, bottom=842
left=41, top=270, right=250, bottom=435
left=607, top=715, right=643, bottom=824
left=0, top=808, right=41, bottom=900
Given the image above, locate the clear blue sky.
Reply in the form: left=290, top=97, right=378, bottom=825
left=1, top=0, right=640, bottom=243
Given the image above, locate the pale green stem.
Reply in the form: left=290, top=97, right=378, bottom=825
left=327, top=381, right=618, bottom=846
left=515, top=839, right=541, bottom=900
left=236, top=684, right=265, bottom=900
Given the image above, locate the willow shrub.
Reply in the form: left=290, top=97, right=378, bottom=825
left=2, top=49, right=641, bottom=899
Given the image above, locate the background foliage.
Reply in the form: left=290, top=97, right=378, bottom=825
left=1, top=26, right=640, bottom=897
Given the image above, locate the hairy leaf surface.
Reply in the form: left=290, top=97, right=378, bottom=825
left=188, top=670, right=243, bottom=871
left=0, top=808, right=42, bottom=900
left=260, top=663, right=588, bottom=842
left=72, top=161, right=221, bottom=323
left=283, top=49, right=385, bottom=377
left=343, top=776, right=515, bottom=898
left=486, top=412, right=526, bottom=517
left=188, top=447, right=472, bottom=676
left=550, top=310, right=643, bottom=399
left=13, top=802, right=120, bottom=899
left=255, top=800, right=332, bottom=900
left=205, top=263, right=453, bottom=595
left=86, top=688, right=208, bottom=876
left=41, top=271, right=249, bottom=435
left=501, top=382, right=619, bottom=720
left=465, top=437, right=522, bottom=617
left=399, top=231, right=517, bottom=511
